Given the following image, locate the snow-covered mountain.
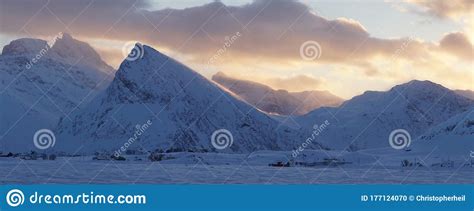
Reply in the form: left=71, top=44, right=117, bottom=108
left=212, top=72, right=343, bottom=115
left=412, top=107, right=473, bottom=156
left=296, top=80, right=474, bottom=151
left=56, top=44, right=307, bottom=154
left=1, top=34, right=471, bottom=157
left=0, top=33, right=114, bottom=152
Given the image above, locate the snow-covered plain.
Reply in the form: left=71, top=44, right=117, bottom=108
left=1, top=151, right=472, bottom=184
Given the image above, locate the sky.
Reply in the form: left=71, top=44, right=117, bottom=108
left=0, top=0, right=472, bottom=99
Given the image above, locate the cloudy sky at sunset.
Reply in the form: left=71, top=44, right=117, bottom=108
left=0, top=0, right=472, bottom=98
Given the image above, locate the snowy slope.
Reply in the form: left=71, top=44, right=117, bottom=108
left=374, top=107, right=474, bottom=168
left=56, top=44, right=308, bottom=154
left=212, top=72, right=343, bottom=115
left=0, top=33, right=114, bottom=152
left=411, top=107, right=473, bottom=156
left=296, top=80, right=474, bottom=151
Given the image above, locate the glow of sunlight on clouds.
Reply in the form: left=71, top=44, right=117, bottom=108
left=0, top=0, right=472, bottom=98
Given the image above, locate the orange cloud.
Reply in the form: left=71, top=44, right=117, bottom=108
left=0, top=0, right=432, bottom=75
left=263, top=75, right=324, bottom=92
left=0, top=0, right=471, bottom=97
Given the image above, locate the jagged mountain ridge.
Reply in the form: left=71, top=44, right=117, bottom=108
left=0, top=33, right=114, bottom=152
left=212, top=72, right=343, bottom=115
left=0, top=34, right=471, bottom=156
left=56, top=44, right=308, bottom=154
left=296, top=80, right=474, bottom=151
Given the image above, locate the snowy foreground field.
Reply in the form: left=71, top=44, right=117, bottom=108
left=0, top=150, right=472, bottom=184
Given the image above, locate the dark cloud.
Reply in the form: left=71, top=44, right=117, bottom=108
left=0, top=0, right=434, bottom=74
left=0, top=0, right=149, bottom=34
left=439, top=32, right=473, bottom=60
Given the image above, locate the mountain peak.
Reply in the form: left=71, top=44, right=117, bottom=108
left=118, top=44, right=170, bottom=71
left=48, top=32, right=73, bottom=46
left=213, top=71, right=227, bottom=78
left=389, top=79, right=452, bottom=99
left=212, top=72, right=343, bottom=115
left=407, top=79, right=439, bottom=86
left=111, top=43, right=206, bottom=104
left=58, top=32, right=73, bottom=40
left=342, top=79, right=465, bottom=111
left=298, top=79, right=474, bottom=151
left=1, top=33, right=111, bottom=71
left=395, top=80, right=443, bottom=90
left=57, top=41, right=302, bottom=154
left=1, top=38, right=48, bottom=56
left=49, top=33, right=109, bottom=69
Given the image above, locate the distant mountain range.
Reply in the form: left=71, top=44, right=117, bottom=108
left=0, top=34, right=472, bottom=157
left=296, top=80, right=473, bottom=151
left=212, top=72, right=343, bottom=115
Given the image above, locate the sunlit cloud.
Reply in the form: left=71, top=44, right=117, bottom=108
left=0, top=0, right=472, bottom=97
left=439, top=32, right=473, bottom=60
left=404, top=0, right=473, bottom=20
